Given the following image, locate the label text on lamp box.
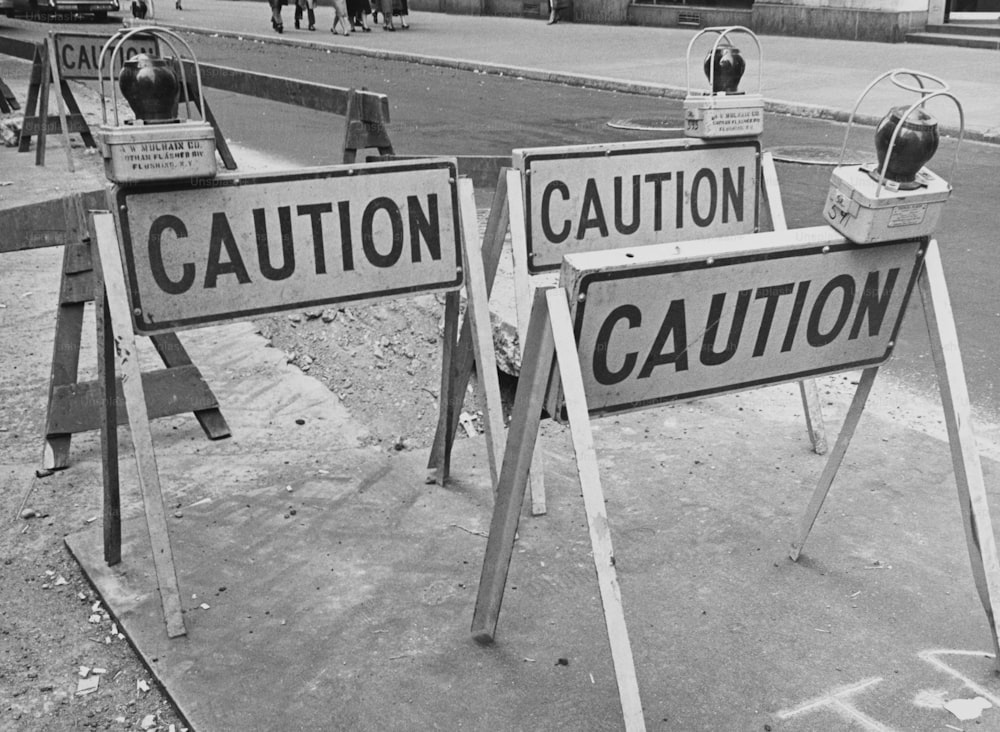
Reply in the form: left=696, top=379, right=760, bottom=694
left=112, top=160, right=462, bottom=334
left=561, top=228, right=925, bottom=417
left=516, top=139, right=760, bottom=274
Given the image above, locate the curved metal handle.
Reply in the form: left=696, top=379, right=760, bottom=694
left=684, top=25, right=763, bottom=96
left=98, top=26, right=207, bottom=127
left=835, top=67, right=955, bottom=170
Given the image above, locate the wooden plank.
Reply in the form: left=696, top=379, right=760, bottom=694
left=471, top=288, right=554, bottom=643
left=57, top=82, right=96, bottom=148
left=507, top=167, right=548, bottom=516
left=18, top=115, right=91, bottom=137
left=788, top=366, right=878, bottom=561
left=180, top=61, right=390, bottom=123
left=93, top=245, right=122, bottom=566
left=47, top=365, right=223, bottom=435
left=17, top=44, right=42, bottom=154
left=0, top=192, right=107, bottom=255
left=91, top=211, right=186, bottom=638
left=427, top=170, right=509, bottom=479
left=457, top=178, right=506, bottom=488
left=45, top=37, right=75, bottom=173
left=761, top=151, right=828, bottom=456
left=435, top=290, right=461, bottom=486
left=545, top=287, right=646, bottom=732
left=59, top=270, right=96, bottom=305
left=35, top=42, right=51, bottom=166
left=149, top=334, right=231, bottom=441
left=919, top=240, right=1000, bottom=665
left=43, top=195, right=88, bottom=470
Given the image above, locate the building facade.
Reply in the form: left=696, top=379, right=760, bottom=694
left=407, top=0, right=998, bottom=43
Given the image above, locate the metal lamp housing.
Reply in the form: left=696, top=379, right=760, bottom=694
left=823, top=70, right=960, bottom=245
left=96, top=28, right=218, bottom=185
left=683, top=26, right=764, bottom=139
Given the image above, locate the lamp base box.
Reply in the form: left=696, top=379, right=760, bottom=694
left=683, top=93, right=763, bottom=138
left=98, top=121, right=218, bottom=184
left=823, top=164, right=951, bottom=244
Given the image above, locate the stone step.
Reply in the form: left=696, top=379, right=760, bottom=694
left=925, top=22, right=1000, bottom=37
left=904, top=31, right=1000, bottom=49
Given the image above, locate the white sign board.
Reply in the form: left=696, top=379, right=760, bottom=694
left=515, top=139, right=760, bottom=275
left=559, top=227, right=925, bottom=416
left=112, top=159, right=463, bottom=334
left=53, top=32, right=160, bottom=81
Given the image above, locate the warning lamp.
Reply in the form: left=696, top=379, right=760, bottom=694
left=823, top=69, right=961, bottom=244
left=683, top=26, right=764, bottom=139
left=97, top=27, right=218, bottom=185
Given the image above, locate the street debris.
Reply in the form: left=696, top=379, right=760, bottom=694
left=944, top=696, right=992, bottom=721
left=75, top=675, right=100, bottom=696
left=450, top=523, right=487, bottom=538
left=141, top=713, right=157, bottom=729
left=137, top=679, right=151, bottom=692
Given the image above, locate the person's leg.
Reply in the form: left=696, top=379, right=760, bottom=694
left=547, top=0, right=557, bottom=23
left=399, top=0, right=408, bottom=28
left=294, top=2, right=302, bottom=29
left=269, top=0, right=284, bottom=32
left=307, top=2, right=316, bottom=30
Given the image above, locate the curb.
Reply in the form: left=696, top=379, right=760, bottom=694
left=164, top=23, right=997, bottom=146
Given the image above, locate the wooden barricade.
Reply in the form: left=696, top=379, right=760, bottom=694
left=43, top=194, right=230, bottom=472
left=0, top=37, right=399, bottom=468
left=470, top=227, right=1000, bottom=730
left=89, top=160, right=504, bottom=638
left=429, top=139, right=828, bottom=515
left=0, top=75, right=18, bottom=113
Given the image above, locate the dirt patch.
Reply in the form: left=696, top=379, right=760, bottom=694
left=254, top=294, right=504, bottom=452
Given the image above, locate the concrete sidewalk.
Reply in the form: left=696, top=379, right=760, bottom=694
left=147, top=1, right=1000, bottom=142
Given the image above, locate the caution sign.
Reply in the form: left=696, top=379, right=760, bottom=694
left=561, top=228, right=925, bottom=416
left=53, top=32, right=160, bottom=81
left=112, top=159, right=463, bottom=334
left=516, top=138, right=760, bottom=274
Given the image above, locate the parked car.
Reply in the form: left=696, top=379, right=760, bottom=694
left=3, top=0, right=119, bottom=20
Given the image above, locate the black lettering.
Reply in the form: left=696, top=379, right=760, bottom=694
left=337, top=201, right=355, bottom=272
left=593, top=305, right=641, bottom=386
left=297, top=202, right=333, bottom=275
left=638, top=299, right=688, bottom=377
left=722, top=167, right=744, bottom=224
left=849, top=269, right=899, bottom=339
left=614, top=175, right=641, bottom=236
left=407, top=194, right=441, bottom=263
left=205, top=213, right=251, bottom=288
left=541, top=181, right=571, bottom=243
left=807, top=274, right=856, bottom=347
left=675, top=171, right=685, bottom=229
left=252, top=207, right=295, bottom=281
left=752, top=283, right=794, bottom=357
left=148, top=215, right=194, bottom=295
left=691, top=168, right=718, bottom=228
left=576, top=178, right=609, bottom=239
left=644, top=172, right=671, bottom=232
left=781, top=281, right=811, bottom=352
left=701, top=289, right=751, bottom=366
left=362, top=197, right=404, bottom=268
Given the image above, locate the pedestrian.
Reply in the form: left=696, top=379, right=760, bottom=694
left=547, top=0, right=560, bottom=24
left=330, top=0, right=351, bottom=35
left=347, top=0, right=372, bottom=31
left=175, top=0, right=182, bottom=9
left=294, top=0, right=316, bottom=30
left=268, top=0, right=286, bottom=32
